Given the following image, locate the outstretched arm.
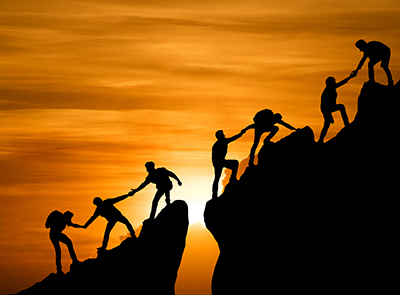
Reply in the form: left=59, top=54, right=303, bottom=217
left=133, top=179, right=151, bottom=193
left=83, top=211, right=100, bottom=229
left=69, top=222, right=84, bottom=228
left=226, top=130, right=246, bottom=144
left=168, top=171, right=182, bottom=186
left=278, top=120, right=297, bottom=131
left=242, top=124, right=255, bottom=132
left=110, top=193, right=130, bottom=204
left=336, top=72, right=357, bottom=88
left=353, top=53, right=367, bottom=74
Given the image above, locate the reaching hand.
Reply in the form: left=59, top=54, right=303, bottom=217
left=177, top=180, right=182, bottom=186
left=128, top=189, right=136, bottom=196
left=350, top=70, right=358, bottom=78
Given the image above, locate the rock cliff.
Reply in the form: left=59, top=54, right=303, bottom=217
left=205, top=81, right=399, bottom=294
left=14, top=200, right=189, bottom=295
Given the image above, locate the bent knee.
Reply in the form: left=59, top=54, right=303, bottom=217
left=337, top=104, right=346, bottom=110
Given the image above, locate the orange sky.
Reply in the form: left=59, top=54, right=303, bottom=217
left=1, top=0, right=400, bottom=294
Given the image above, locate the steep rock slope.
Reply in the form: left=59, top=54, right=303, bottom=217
left=205, top=81, right=399, bottom=294
left=14, top=200, right=189, bottom=295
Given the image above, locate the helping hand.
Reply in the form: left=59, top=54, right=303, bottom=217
left=350, top=70, right=358, bottom=78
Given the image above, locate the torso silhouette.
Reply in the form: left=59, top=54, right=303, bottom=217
left=95, top=199, right=124, bottom=221
left=364, top=41, right=390, bottom=62
left=321, top=86, right=337, bottom=111
left=146, top=167, right=173, bottom=190
left=212, top=139, right=228, bottom=166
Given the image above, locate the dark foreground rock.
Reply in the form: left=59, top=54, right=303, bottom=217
left=14, top=200, right=189, bottom=295
left=205, top=81, right=399, bottom=294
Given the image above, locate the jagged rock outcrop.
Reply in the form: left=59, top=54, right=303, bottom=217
left=205, top=81, right=399, bottom=294
left=14, top=200, right=189, bottom=295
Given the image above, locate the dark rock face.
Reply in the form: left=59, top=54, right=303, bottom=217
left=14, top=200, right=189, bottom=295
left=205, top=81, right=399, bottom=294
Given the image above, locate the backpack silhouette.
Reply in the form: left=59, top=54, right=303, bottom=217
left=253, top=109, right=274, bottom=125
left=45, top=210, right=63, bottom=229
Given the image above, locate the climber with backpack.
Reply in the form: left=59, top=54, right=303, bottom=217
left=243, top=109, right=299, bottom=166
left=45, top=210, right=84, bottom=275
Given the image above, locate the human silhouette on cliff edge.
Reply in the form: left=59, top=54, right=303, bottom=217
left=318, top=72, right=356, bottom=143
left=243, top=109, right=298, bottom=166
left=83, top=192, right=136, bottom=252
left=45, top=210, right=83, bottom=275
left=131, top=162, right=182, bottom=220
left=212, top=129, right=246, bottom=199
left=352, top=39, right=393, bottom=86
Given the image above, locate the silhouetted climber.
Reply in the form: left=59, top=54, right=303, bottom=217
left=243, top=109, right=298, bottom=165
left=131, top=161, right=182, bottom=220
left=318, top=73, right=356, bottom=143
left=352, top=39, right=393, bottom=86
left=45, top=210, right=83, bottom=275
left=83, top=192, right=136, bottom=251
left=212, top=129, right=246, bottom=198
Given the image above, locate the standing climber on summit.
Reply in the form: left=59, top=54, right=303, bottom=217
left=131, top=162, right=182, bottom=220
left=352, top=39, right=394, bottom=86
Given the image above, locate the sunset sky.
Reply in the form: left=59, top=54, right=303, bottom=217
left=1, top=0, right=399, bottom=294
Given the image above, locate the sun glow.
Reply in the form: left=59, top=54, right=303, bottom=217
left=175, top=175, right=211, bottom=226
left=187, top=201, right=207, bottom=225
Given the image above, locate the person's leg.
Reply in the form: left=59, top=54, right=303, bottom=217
left=224, top=159, right=239, bottom=181
left=165, top=190, right=171, bottom=206
left=149, top=190, right=164, bottom=220
left=264, top=126, right=279, bottom=142
left=318, top=111, right=334, bottom=143
left=335, top=104, right=349, bottom=126
left=212, top=166, right=223, bottom=198
left=381, top=55, right=393, bottom=86
left=249, top=128, right=264, bottom=165
left=318, top=122, right=330, bottom=143
left=50, top=234, right=63, bottom=273
left=119, top=215, right=136, bottom=238
left=58, top=233, right=78, bottom=263
left=368, top=60, right=379, bottom=82
left=101, top=221, right=116, bottom=249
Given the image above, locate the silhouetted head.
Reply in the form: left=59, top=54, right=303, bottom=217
left=63, top=211, right=74, bottom=220
left=325, top=76, right=336, bottom=86
left=215, top=130, right=225, bottom=140
left=145, top=161, right=156, bottom=172
left=93, top=197, right=103, bottom=206
left=355, top=39, right=367, bottom=51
